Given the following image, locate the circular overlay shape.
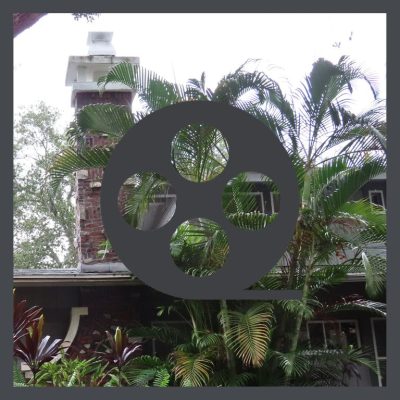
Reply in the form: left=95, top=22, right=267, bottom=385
left=101, top=101, right=299, bottom=300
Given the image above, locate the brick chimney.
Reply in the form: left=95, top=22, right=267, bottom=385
left=65, top=32, right=139, bottom=272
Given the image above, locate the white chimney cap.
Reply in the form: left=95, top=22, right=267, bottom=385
left=87, top=32, right=116, bottom=56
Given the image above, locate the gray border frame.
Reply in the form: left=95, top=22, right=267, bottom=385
left=2, top=1, right=397, bottom=399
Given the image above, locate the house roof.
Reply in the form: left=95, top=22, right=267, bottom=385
left=13, top=267, right=138, bottom=287
left=13, top=267, right=367, bottom=287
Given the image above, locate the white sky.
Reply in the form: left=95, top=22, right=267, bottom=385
left=14, top=13, right=386, bottom=129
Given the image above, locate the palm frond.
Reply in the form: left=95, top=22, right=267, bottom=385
left=311, top=158, right=348, bottom=196
left=124, top=355, right=171, bottom=387
left=127, top=325, right=182, bottom=346
left=208, top=370, right=256, bottom=387
left=308, top=264, right=353, bottom=293
left=362, top=252, right=386, bottom=298
left=226, top=212, right=277, bottom=230
left=327, top=100, right=386, bottom=155
left=196, top=332, right=225, bottom=352
left=122, top=172, right=171, bottom=229
left=273, top=350, right=311, bottom=378
left=322, top=298, right=386, bottom=317
left=50, top=146, right=111, bottom=191
left=76, top=103, right=134, bottom=139
left=153, top=368, right=171, bottom=387
left=316, top=157, right=386, bottom=217
left=276, top=299, right=320, bottom=320
left=221, top=303, right=274, bottom=367
left=171, top=218, right=229, bottom=272
left=172, top=350, right=214, bottom=387
left=213, top=69, right=278, bottom=106
left=222, top=172, right=258, bottom=214
left=171, top=123, right=228, bottom=183
left=98, top=63, right=187, bottom=111
left=254, top=273, right=286, bottom=290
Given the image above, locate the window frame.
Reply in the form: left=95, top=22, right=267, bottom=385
left=306, top=319, right=361, bottom=349
left=222, top=191, right=266, bottom=213
left=370, top=317, right=387, bottom=387
left=368, top=189, right=386, bottom=209
left=270, top=191, right=280, bottom=214
left=151, top=193, right=177, bottom=202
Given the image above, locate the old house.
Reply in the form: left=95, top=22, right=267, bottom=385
left=14, top=32, right=386, bottom=386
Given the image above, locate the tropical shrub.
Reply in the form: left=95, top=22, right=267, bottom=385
left=36, top=355, right=108, bottom=387
left=47, top=57, right=386, bottom=386
left=13, top=289, right=42, bottom=344
left=14, top=314, right=62, bottom=383
left=95, top=327, right=142, bottom=386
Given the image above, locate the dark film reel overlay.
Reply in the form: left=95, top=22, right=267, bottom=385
left=101, top=101, right=301, bottom=299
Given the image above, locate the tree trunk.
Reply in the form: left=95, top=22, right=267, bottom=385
left=286, top=236, right=315, bottom=382
left=219, top=300, right=236, bottom=374
left=285, top=169, right=313, bottom=381
left=288, top=266, right=311, bottom=354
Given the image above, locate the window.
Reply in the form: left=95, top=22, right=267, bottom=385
left=270, top=192, right=280, bottom=214
left=222, top=191, right=265, bottom=213
left=307, top=320, right=361, bottom=349
left=252, top=192, right=265, bottom=213
left=139, top=194, right=177, bottom=230
left=368, top=190, right=385, bottom=209
left=371, top=318, right=386, bottom=387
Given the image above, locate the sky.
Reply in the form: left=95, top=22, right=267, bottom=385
left=14, top=13, right=386, bottom=129
left=13, top=13, right=386, bottom=266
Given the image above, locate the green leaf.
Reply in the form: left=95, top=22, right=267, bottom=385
left=226, top=211, right=277, bottom=230
left=173, top=351, right=213, bottom=387
left=98, top=63, right=187, bottom=111
left=123, top=355, right=171, bottom=387
left=323, top=299, right=386, bottom=317
left=13, top=361, right=27, bottom=386
left=316, top=157, right=386, bottom=218
left=76, top=103, right=134, bottom=139
left=122, top=172, right=170, bottom=228
left=221, top=303, right=274, bottom=367
left=362, top=252, right=386, bottom=298
left=172, top=123, right=229, bottom=183
left=49, top=147, right=112, bottom=191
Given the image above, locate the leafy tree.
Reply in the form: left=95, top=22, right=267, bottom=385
left=249, top=57, right=386, bottom=371
left=49, top=58, right=386, bottom=386
left=13, top=13, right=100, bottom=37
left=14, top=102, right=76, bottom=268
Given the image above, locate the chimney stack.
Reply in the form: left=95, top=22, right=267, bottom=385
left=65, top=32, right=139, bottom=271
left=87, top=32, right=116, bottom=56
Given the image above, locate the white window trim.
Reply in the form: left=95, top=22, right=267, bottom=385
left=368, top=190, right=386, bottom=209
left=306, top=319, right=361, bottom=349
left=370, top=317, right=386, bottom=387
left=270, top=191, right=280, bottom=214
left=253, top=191, right=265, bottom=213
left=150, top=193, right=177, bottom=204
left=153, top=194, right=177, bottom=198
left=223, top=191, right=265, bottom=213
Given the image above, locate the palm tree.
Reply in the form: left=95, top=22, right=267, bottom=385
left=50, top=61, right=278, bottom=189
left=246, top=57, right=387, bottom=375
left=49, top=57, right=386, bottom=386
